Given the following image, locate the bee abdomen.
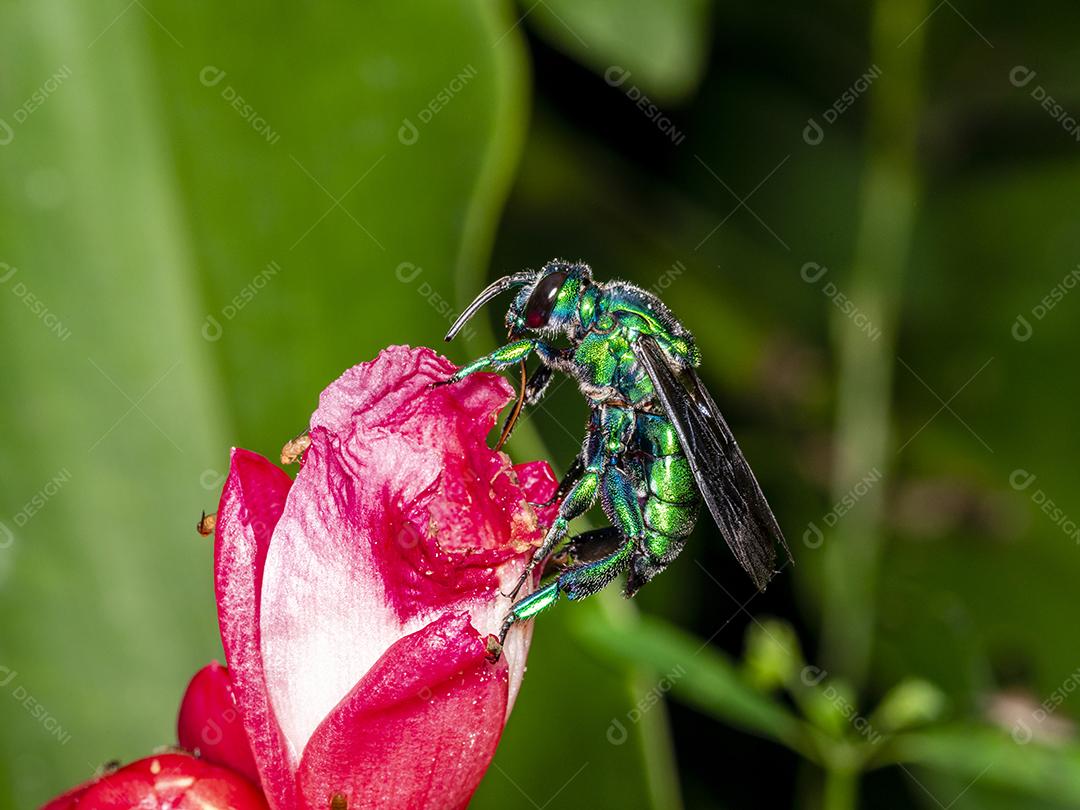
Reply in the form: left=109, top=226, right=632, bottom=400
left=644, top=497, right=699, bottom=539
left=646, top=454, right=696, bottom=504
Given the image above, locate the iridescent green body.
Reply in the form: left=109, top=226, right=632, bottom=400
left=444, top=264, right=705, bottom=629
left=636, top=413, right=700, bottom=559
left=442, top=260, right=787, bottom=647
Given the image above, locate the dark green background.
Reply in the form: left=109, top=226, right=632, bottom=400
left=2, top=1, right=1079, bottom=808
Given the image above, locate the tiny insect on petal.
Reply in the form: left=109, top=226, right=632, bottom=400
left=197, top=511, right=216, bottom=536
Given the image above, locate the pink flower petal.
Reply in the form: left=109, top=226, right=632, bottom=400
left=503, top=459, right=559, bottom=704
left=177, top=661, right=260, bottom=784
left=214, top=448, right=295, bottom=809
left=40, top=754, right=267, bottom=810
left=259, top=346, right=550, bottom=766
left=297, top=612, right=508, bottom=810
left=513, top=460, right=560, bottom=529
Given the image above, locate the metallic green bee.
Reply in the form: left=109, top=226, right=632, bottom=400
left=440, top=259, right=790, bottom=648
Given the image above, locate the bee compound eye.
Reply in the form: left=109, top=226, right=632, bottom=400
left=524, top=271, right=568, bottom=328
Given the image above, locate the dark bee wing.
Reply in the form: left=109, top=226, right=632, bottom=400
left=632, top=334, right=791, bottom=590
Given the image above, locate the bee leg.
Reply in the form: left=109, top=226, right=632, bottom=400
left=512, top=406, right=637, bottom=594
left=508, top=461, right=600, bottom=600
left=558, top=539, right=634, bottom=600
left=547, top=527, right=624, bottom=571
left=503, top=412, right=645, bottom=637
left=513, top=465, right=647, bottom=624
left=431, top=338, right=557, bottom=386
left=599, top=463, right=646, bottom=544
left=523, top=363, right=555, bottom=406
left=497, top=363, right=557, bottom=445
left=499, top=537, right=634, bottom=646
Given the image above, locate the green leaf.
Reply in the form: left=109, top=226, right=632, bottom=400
left=528, top=0, right=712, bottom=102
left=571, top=611, right=807, bottom=755
left=889, top=725, right=1080, bottom=804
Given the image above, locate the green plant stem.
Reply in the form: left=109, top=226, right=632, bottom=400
left=819, top=0, right=930, bottom=687
left=599, top=595, right=685, bottom=810
left=823, top=763, right=859, bottom=810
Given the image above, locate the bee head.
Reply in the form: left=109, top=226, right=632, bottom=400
left=505, top=260, right=591, bottom=338
left=445, top=259, right=592, bottom=342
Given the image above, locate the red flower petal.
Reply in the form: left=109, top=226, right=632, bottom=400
left=40, top=754, right=267, bottom=810
left=297, top=612, right=508, bottom=810
left=259, top=347, right=551, bottom=762
left=177, top=661, right=260, bottom=784
left=214, top=448, right=295, bottom=809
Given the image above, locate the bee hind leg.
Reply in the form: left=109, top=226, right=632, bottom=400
left=499, top=536, right=635, bottom=646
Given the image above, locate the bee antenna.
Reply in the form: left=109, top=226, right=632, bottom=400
left=445, top=272, right=534, bottom=342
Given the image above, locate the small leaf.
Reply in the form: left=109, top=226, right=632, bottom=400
left=743, top=617, right=803, bottom=692
left=799, top=676, right=860, bottom=740
left=871, top=679, right=947, bottom=733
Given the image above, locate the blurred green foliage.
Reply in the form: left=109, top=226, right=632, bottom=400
left=2, top=0, right=1080, bottom=808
